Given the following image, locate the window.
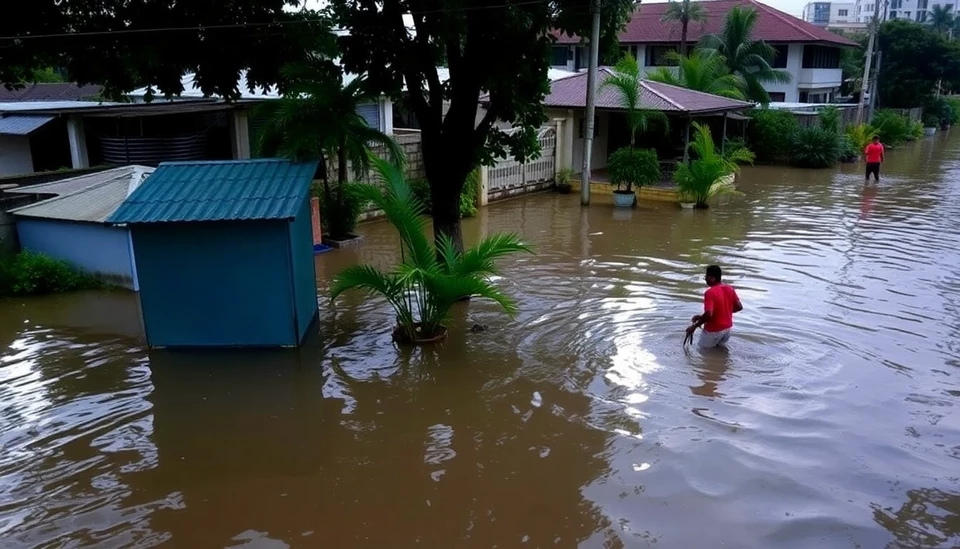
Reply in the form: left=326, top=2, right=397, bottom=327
left=890, top=0, right=900, bottom=9
left=838, top=9, right=849, bottom=15
left=799, top=91, right=809, bottom=103
left=917, top=10, right=927, bottom=21
left=771, top=45, right=790, bottom=69
left=918, top=0, right=928, bottom=9
left=550, top=46, right=568, bottom=67
left=768, top=92, right=786, bottom=102
left=890, top=9, right=898, bottom=17
left=801, top=45, right=841, bottom=69
left=620, top=45, right=634, bottom=60
left=645, top=45, right=679, bottom=67
left=905, top=10, right=911, bottom=17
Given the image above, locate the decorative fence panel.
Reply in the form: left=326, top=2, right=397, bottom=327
left=487, top=127, right=556, bottom=197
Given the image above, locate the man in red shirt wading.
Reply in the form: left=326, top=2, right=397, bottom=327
left=686, top=265, right=743, bottom=349
left=864, top=135, right=885, bottom=181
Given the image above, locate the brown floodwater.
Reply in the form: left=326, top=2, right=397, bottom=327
left=2, top=133, right=960, bottom=548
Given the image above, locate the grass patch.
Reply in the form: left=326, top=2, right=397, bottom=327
left=0, top=252, right=104, bottom=296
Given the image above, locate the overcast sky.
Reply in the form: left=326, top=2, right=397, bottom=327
left=294, top=0, right=808, bottom=24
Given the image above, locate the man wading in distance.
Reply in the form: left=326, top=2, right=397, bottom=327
left=864, top=135, right=885, bottom=182
left=685, top=265, right=743, bottom=349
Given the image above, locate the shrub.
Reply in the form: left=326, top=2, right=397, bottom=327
left=847, top=123, right=878, bottom=151
left=909, top=121, right=924, bottom=140
left=947, top=97, right=960, bottom=124
left=674, top=123, right=751, bottom=208
left=818, top=105, right=841, bottom=134
left=871, top=109, right=913, bottom=145
left=0, top=252, right=101, bottom=296
left=409, top=174, right=477, bottom=218
left=747, top=108, right=800, bottom=162
left=839, top=135, right=858, bottom=162
left=315, top=181, right=368, bottom=240
left=789, top=127, right=842, bottom=168
left=555, top=167, right=575, bottom=191
left=460, top=169, right=479, bottom=218
left=607, top=148, right=661, bottom=192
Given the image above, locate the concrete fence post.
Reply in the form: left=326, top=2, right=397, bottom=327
left=478, top=166, right=489, bottom=207
left=553, top=118, right=564, bottom=178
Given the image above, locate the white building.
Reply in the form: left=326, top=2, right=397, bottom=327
left=803, top=2, right=857, bottom=26
left=552, top=0, right=858, bottom=103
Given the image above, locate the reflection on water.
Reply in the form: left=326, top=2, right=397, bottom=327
left=1, top=133, right=959, bottom=547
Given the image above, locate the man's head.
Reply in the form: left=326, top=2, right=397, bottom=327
left=705, top=265, right=722, bottom=286
left=872, top=135, right=880, bottom=143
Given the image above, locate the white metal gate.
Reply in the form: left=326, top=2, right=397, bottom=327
left=487, top=127, right=556, bottom=193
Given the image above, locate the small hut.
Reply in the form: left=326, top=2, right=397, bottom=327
left=109, top=159, right=319, bottom=348
left=6, top=165, right=153, bottom=290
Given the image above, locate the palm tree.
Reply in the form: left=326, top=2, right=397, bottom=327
left=331, top=156, right=531, bottom=344
left=929, top=4, right=955, bottom=37
left=674, top=122, right=754, bottom=208
left=647, top=50, right=747, bottom=100
left=257, top=59, right=402, bottom=239
left=661, top=0, right=708, bottom=56
left=699, top=6, right=792, bottom=104
left=600, top=55, right=670, bottom=147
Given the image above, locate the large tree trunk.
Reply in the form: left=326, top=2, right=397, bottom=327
left=420, top=124, right=472, bottom=255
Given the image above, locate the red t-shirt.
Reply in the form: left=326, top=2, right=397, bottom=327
left=704, top=284, right=739, bottom=332
left=864, top=143, right=884, bottom=163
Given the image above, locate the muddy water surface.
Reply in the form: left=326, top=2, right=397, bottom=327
left=1, top=134, right=959, bottom=548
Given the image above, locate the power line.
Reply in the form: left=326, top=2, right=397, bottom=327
left=0, top=0, right=584, bottom=42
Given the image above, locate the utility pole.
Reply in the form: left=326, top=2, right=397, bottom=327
left=857, top=0, right=883, bottom=124
left=580, top=0, right=601, bottom=206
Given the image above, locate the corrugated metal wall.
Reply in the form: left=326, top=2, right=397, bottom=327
left=287, top=197, right=319, bottom=341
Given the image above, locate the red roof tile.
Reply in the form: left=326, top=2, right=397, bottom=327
left=540, top=68, right=753, bottom=114
left=555, top=0, right=856, bottom=46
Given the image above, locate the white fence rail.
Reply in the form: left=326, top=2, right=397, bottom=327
left=487, top=127, right=557, bottom=193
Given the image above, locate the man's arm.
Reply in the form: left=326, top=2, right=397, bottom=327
left=733, top=289, right=743, bottom=313
left=687, top=293, right=714, bottom=334
left=880, top=145, right=885, bottom=162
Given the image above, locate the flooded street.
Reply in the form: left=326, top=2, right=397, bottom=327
left=2, top=133, right=960, bottom=548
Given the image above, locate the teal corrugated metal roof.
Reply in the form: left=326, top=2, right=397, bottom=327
left=108, top=159, right=318, bottom=224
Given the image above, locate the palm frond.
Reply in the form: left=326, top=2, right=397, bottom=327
left=449, top=233, right=531, bottom=276
left=330, top=264, right=402, bottom=302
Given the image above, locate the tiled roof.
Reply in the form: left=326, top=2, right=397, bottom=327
left=541, top=69, right=753, bottom=113
left=555, top=0, right=857, bottom=46
left=0, top=115, right=54, bottom=136
left=9, top=166, right=154, bottom=223
left=0, top=83, right=102, bottom=102
left=108, top=159, right=318, bottom=224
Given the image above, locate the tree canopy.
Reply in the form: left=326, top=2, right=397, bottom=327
left=647, top=50, right=746, bottom=100
left=878, top=20, right=960, bottom=108
left=661, top=0, right=707, bottom=56
left=0, top=0, right=328, bottom=98
left=331, top=0, right=635, bottom=247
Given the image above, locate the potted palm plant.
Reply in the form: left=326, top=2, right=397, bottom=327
left=331, top=156, right=532, bottom=344
left=600, top=54, right=668, bottom=208
left=674, top=122, right=753, bottom=209
left=555, top=168, right=575, bottom=194
left=607, top=148, right=661, bottom=207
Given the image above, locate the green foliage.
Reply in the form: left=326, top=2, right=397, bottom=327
left=648, top=50, right=747, bottom=100
left=923, top=96, right=953, bottom=125
left=746, top=108, right=800, bottom=162
left=0, top=2, right=332, bottom=100
left=674, top=122, right=752, bottom=207
left=839, top=135, right=858, bottom=161
left=878, top=20, right=960, bottom=108
left=699, top=6, right=792, bottom=104
left=847, top=123, right=879, bottom=150
left=929, top=4, right=955, bottom=36
left=409, top=175, right=477, bottom=218
left=601, top=55, right=671, bottom=142
left=315, top=181, right=368, bottom=240
left=460, top=169, right=479, bottom=219
left=556, top=168, right=576, bottom=188
left=871, top=109, right=914, bottom=144
left=607, top=148, right=661, bottom=192
left=789, top=127, right=842, bottom=168
left=257, top=60, right=403, bottom=184
left=818, top=106, right=841, bottom=134
left=330, top=156, right=532, bottom=343
left=947, top=97, right=960, bottom=124
left=0, top=252, right=102, bottom=296
left=332, top=0, right=637, bottom=244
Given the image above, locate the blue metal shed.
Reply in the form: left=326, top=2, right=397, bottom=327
left=108, top=159, right=319, bottom=348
